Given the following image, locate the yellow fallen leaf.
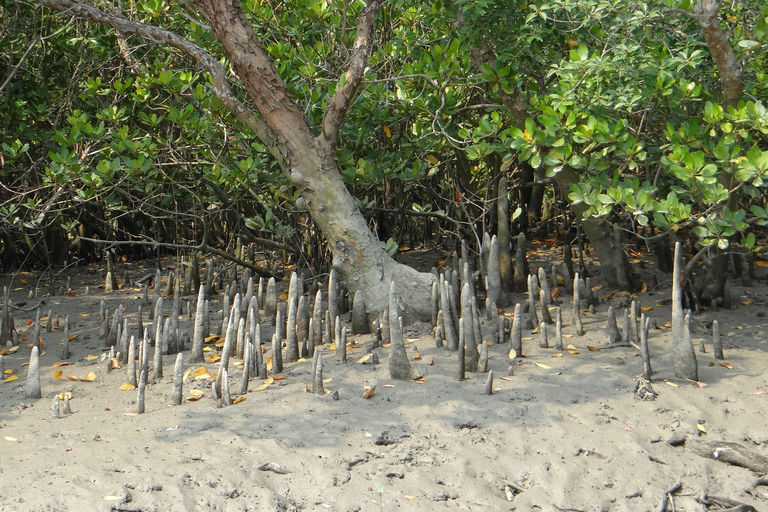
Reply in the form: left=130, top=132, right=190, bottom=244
left=3, top=375, right=18, bottom=383
left=567, top=349, right=580, bottom=355
left=54, top=370, right=63, bottom=380
left=81, top=372, right=97, bottom=382
left=664, top=380, right=678, bottom=387
left=119, top=382, right=136, bottom=391
left=204, top=335, right=219, bottom=344
left=362, top=386, right=376, bottom=399
left=52, top=361, right=73, bottom=367
left=58, top=392, right=72, bottom=400
left=67, top=334, right=79, bottom=341
left=255, top=377, right=274, bottom=391
left=7, top=346, right=18, bottom=353
left=357, top=353, right=373, bottom=364
left=79, top=313, right=91, bottom=317
left=697, top=424, right=707, bottom=434
left=412, top=350, right=421, bottom=361
left=203, top=346, right=212, bottom=353
left=640, top=306, right=652, bottom=311
left=508, top=348, right=517, bottom=359
left=110, top=358, right=121, bottom=369
left=640, top=282, right=648, bottom=293
left=735, top=326, right=743, bottom=330
left=552, top=353, right=563, bottom=358
left=215, top=339, right=225, bottom=348
left=383, top=125, right=391, bottom=138
left=535, top=362, right=551, bottom=369
left=3, top=369, right=12, bottom=375
left=189, top=389, right=204, bottom=397
left=587, top=346, right=598, bottom=352
left=742, top=301, right=751, bottom=306
left=183, top=368, right=194, bottom=381
left=193, top=367, right=212, bottom=380
left=84, top=354, right=99, bottom=361
left=413, top=377, right=427, bottom=383
left=719, top=362, right=734, bottom=369
left=232, top=395, right=246, bottom=404
left=272, top=376, right=286, bottom=381
left=404, top=495, right=417, bottom=500
left=206, top=354, right=221, bottom=363
left=5, top=436, right=18, bottom=441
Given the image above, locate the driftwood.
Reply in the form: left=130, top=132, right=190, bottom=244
left=688, top=439, right=768, bottom=474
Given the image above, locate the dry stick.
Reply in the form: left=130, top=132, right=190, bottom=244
left=335, top=315, right=345, bottom=363
left=606, top=307, right=622, bottom=345
left=461, top=282, right=477, bottom=372
left=220, top=367, right=232, bottom=406
left=153, top=318, right=163, bottom=380
left=190, top=285, right=206, bottom=363
left=388, top=282, right=412, bottom=380
left=657, top=482, right=682, bottom=512
left=539, top=322, right=548, bottom=349
left=240, top=338, right=252, bottom=395
left=170, top=353, right=184, bottom=406
left=430, top=282, right=439, bottom=328
left=312, top=290, right=323, bottom=346
left=313, top=349, right=324, bottom=395
left=484, top=370, right=494, bottom=396
left=271, top=333, right=283, bottom=374
left=215, top=314, right=236, bottom=394
left=640, top=314, right=652, bottom=380
left=457, top=317, right=466, bottom=381
left=127, top=335, right=138, bottom=387
left=441, top=276, right=458, bottom=351
left=26, top=346, right=41, bottom=399
left=328, top=269, right=339, bottom=339
left=539, top=289, right=553, bottom=325
left=478, top=341, right=489, bottom=373
left=51, top=395, right=60, bottom=419
left=511, top=303, right=523, bottom=356
left=713, top=320, right=724, bottom=360
left=61, top=314, right=70, bottom=359
left=672, top=242, right=698, bottom=380
left=285, top=273, right=299, bottom=363
left=137, top=369, right=147, bottom=414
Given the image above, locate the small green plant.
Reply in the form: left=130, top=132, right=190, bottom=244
left=371, top=485, right=389, bottom=510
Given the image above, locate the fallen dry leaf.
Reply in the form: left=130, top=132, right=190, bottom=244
left=664, top=380, right=678, bottom=387
left=719, top=362, right=733, bottom=369
left=119, top=382, right=136, bottom=391
left=362, top=386, right=376, bottom=399
left=587, top=346, right=598, bottom=352
left=232, top=395, right=246, bottom=404
left=508, top=349, right=517, bottom=359
left=52, top=361, right=73, bottom=367
left=697, top=424, right=707, bottom=434
left=752, top=390, right=766, bottom=395
left=254, top=377, right=274, bottom=391
left=193, top=367, right=212, bottom=380
left=535, top=362, right=551, bottom=369
left=3, top=375, right=18, bottom=383
left=54, top=370, right=63, bottom=380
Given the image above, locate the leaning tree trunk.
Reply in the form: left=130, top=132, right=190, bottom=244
left=36, top=0, right=436, bottom=321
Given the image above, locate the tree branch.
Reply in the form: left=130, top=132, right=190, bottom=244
left=320, top=0, right=382, bottom=150
left=77, top=237, right=286, bottom=277
left=34, top=0, right=288, bottom=170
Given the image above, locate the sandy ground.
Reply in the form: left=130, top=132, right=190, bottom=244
left=0, top=254, right=767, bottom=512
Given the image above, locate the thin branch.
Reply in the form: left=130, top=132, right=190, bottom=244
left=77, top=237, right=289, bottom=277
left=0, top=37, right=41, bottom=95
left=319, top=0, right=382, bottom=150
